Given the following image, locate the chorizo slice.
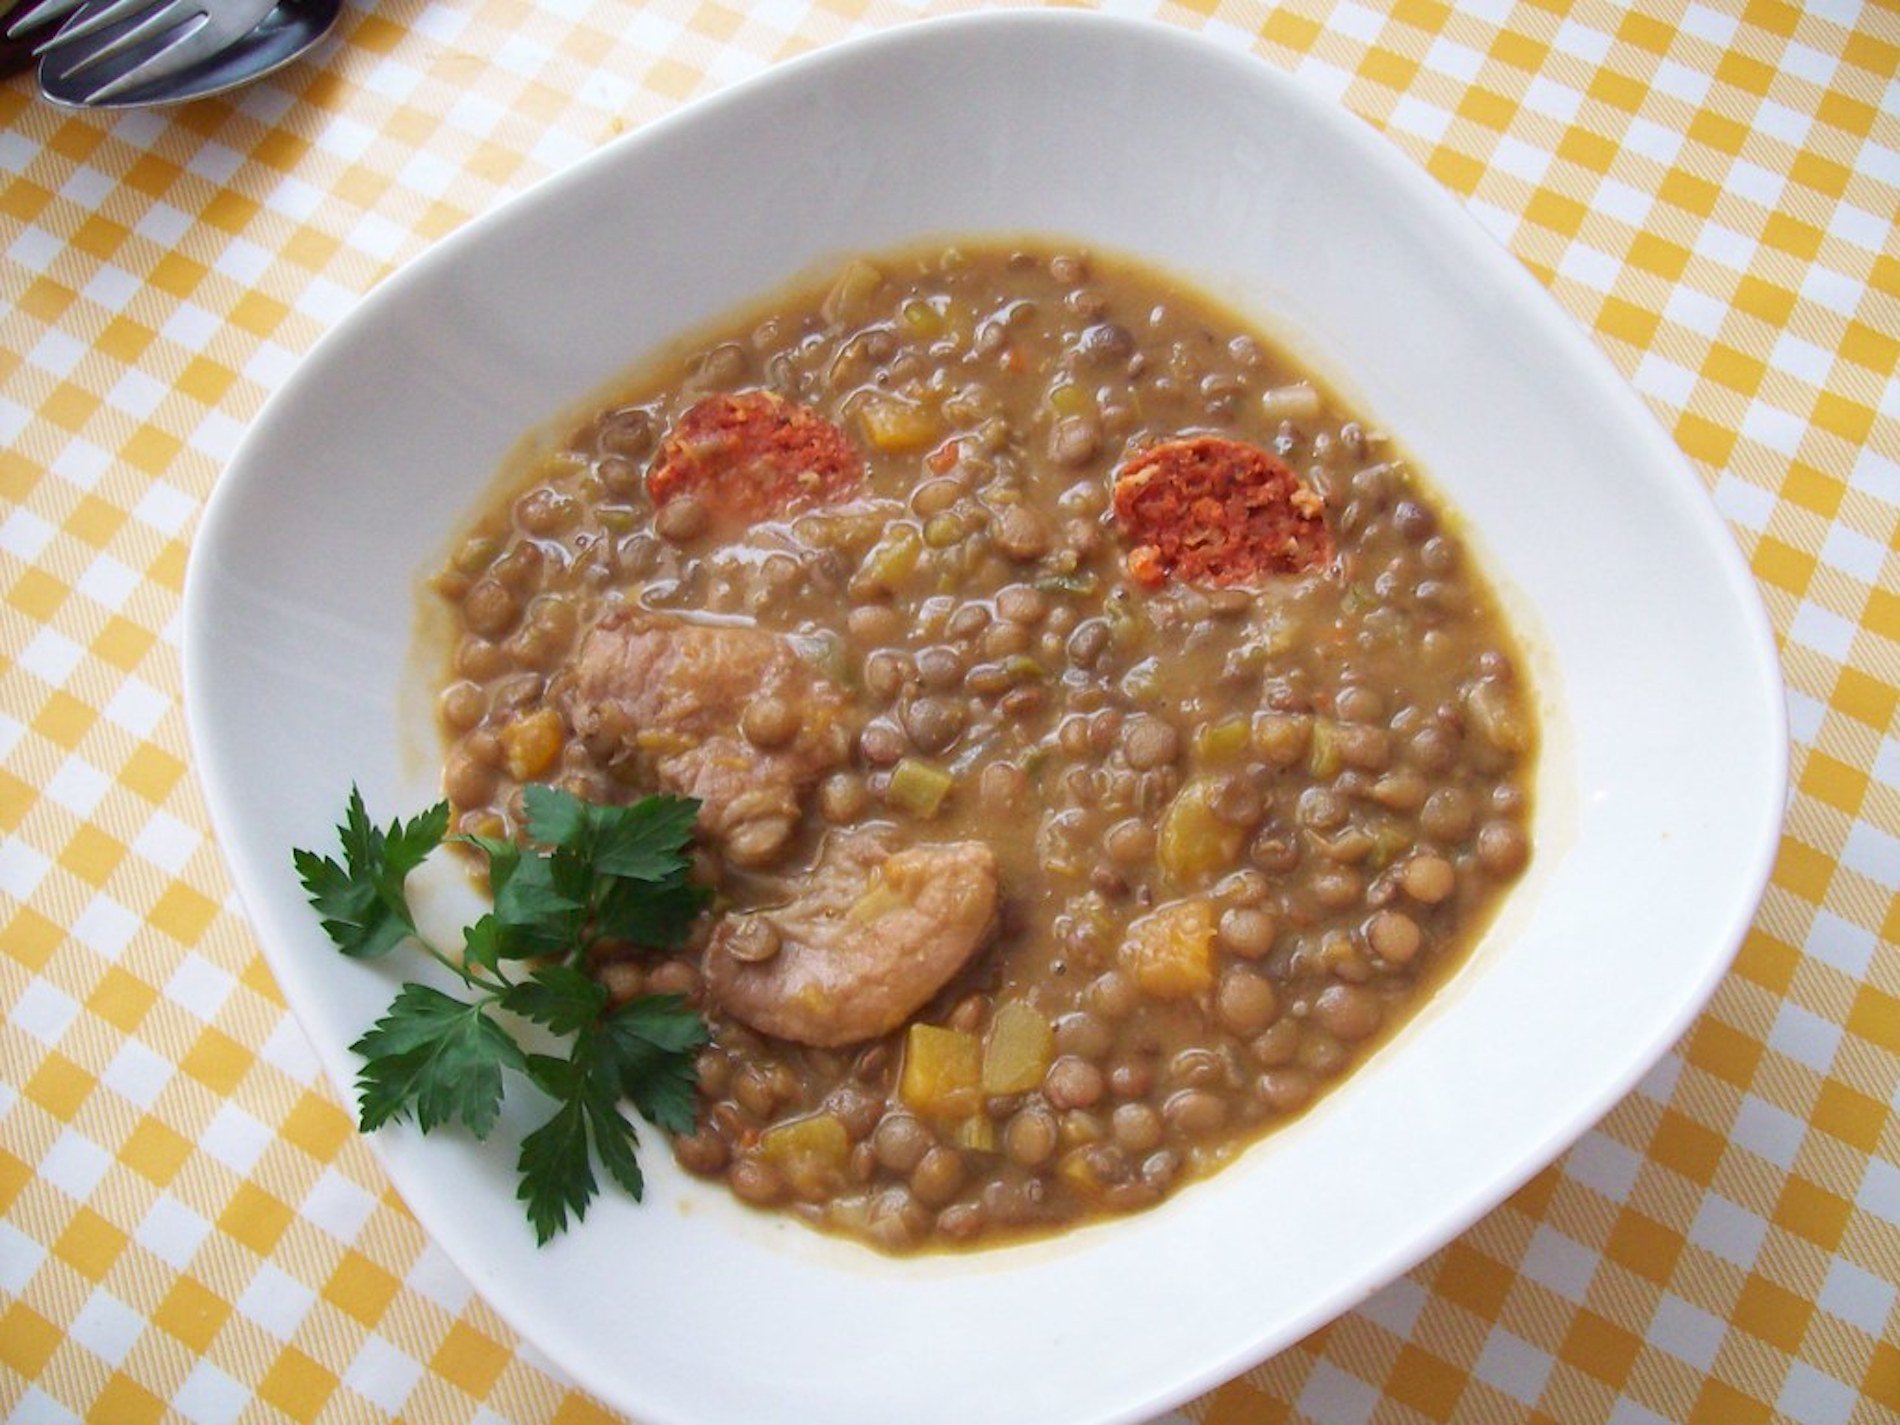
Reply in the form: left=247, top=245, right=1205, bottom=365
left=649, top=389, right=862, bottom=521
left=1112, top=435, right=1333, bottom=588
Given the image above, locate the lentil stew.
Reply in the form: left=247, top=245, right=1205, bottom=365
left=429, top=241, right=1537, bottom=1251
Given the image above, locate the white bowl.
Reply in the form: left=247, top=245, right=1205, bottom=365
left=184, top=13, right=1787, bottom=1424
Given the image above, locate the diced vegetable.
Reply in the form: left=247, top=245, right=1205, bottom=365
left=759, top=1113, right=851, bottom=1197
left=1059, top=1111, right=1105, bottom=1150
left=923, top=513, right=964, bottom=548
left=1120, top=656, right=1165, bottom=704
left=982, top=1001, right=1054, bottom=1095
left=1036, top=572, right=1100, bottom=597
left=463, top=812, right=505, bottom=841
left=858, top=395, right=940, bottom=453
left=822, top=258, right=884, bottom=323
left=1308, top=719, right=1342, bottom=778
left=1056, top=1149, right=1109, bottom=1202
left=501, top=708, right=564, bottom=780
left=1370, top=823, right=1414, bottom=869
left=888, top=758, right=953, bottom=819
left=1195, top=717, right=1251, bottom=763
left=951, top=1115, right=997, bottom=1153
left=1258, top=382, right=1323, bottom=423
left=1003, top=655, right=1046, bottom=684
left=1257, top=605, right=1300, bottom=656
left=845, top=875, right=905, bottom=927
left=1047, top=383, right=1094, bottom=417
left=533, top=451, right=589, bottom=485
left=900, top=1023, right=982, bottom=1117
left=902, top=298, right=946, bottom=337
left=1466, top=681, right=1530, bottom=753
left=1119, top=899, right=1217, bottom=1000
left=451, top=533, right=500, bottom=574
left=1157, top=778, right=1247, bottom=886
left=855, top=524, right=922, bottom=595
left=927, top=440, right=961, bottom=475
left=802, top=631, right=853, bottom=690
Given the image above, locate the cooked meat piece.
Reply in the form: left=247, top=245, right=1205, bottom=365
left=1113, top=435, right=1334, bottom=587
left=649, top=389, right=863, bottom=521
left=705, top=830, right=1000, bottom=1047
left=562, top=609, right=856, bottom=867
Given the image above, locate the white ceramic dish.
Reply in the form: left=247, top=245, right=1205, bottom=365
left=184, top=13, right=1787, bottom=1424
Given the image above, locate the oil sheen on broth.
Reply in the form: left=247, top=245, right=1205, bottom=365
left=430, top=241, right=1537, bottom=1253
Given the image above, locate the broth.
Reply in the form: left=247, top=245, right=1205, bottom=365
left=429, top=241, right=1536, bottom=1251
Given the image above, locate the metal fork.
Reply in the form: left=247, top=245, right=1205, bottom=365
left=31, top=0, right=281, bottom=105
left=6, top=0, right=92, bottom=36
left=5, top=0, right=168, bottom=42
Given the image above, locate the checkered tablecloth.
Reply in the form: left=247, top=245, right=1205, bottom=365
left=2, top=2, right=1895, bottom=1421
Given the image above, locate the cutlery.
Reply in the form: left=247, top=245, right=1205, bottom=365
left=5, top=0, right=85, bottom=37
left=2, top=0, right=81, bottom=75
left=36, top=0, right=279, bottom=104
left=34, top=0, right=339, bottom=107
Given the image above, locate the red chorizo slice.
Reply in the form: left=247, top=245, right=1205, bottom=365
left=1112, top=436, right=1333, bottom=588
left=649, top=389, right=862, bottom=520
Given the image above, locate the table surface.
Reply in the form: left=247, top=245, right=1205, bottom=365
left=2, top=2, right=1895, bottom=1422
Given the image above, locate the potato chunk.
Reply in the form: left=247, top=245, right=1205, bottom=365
left=900, top=1024, right=983, bottom=1117
left=1157, top=779, right=1246, bottom=887
left=759, top=1113, right=852, bottom=1198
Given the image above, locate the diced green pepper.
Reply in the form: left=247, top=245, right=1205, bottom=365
left=982, top=1001, right=1054, bottom=1095
left=888, top=758, right=953, bottom=818
left=902, top=298, right=946, bottom=337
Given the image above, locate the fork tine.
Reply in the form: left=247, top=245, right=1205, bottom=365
left=50, top=0, right=198, bottom=75
left=33, top=0, right=159, bottom=48
left=77, top=6, right=247, bottom=102
left=5, top=0, right=85, bottom=38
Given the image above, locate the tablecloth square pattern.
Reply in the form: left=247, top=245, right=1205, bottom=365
left=2, top=0, right=1896, bottom=1422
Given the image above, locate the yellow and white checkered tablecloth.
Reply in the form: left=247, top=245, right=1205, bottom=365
left=2, top=1, right=1895, bottom=1421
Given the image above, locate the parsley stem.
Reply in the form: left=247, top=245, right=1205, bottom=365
left=416, top=935, right=509, bottom=996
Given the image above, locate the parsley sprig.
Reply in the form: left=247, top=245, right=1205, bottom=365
left=293, top=784, right=710, bottom=1243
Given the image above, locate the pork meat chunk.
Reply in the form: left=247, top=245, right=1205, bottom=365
left=706, top=830, right=1000, bottom=1047
left=562, top=609, right=854, bottom=867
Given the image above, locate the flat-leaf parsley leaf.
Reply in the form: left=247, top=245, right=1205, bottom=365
left=294, top=785, right=709, bottom=1243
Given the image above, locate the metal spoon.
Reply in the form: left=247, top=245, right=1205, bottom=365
left=36, top=0, right=340, bottom=108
